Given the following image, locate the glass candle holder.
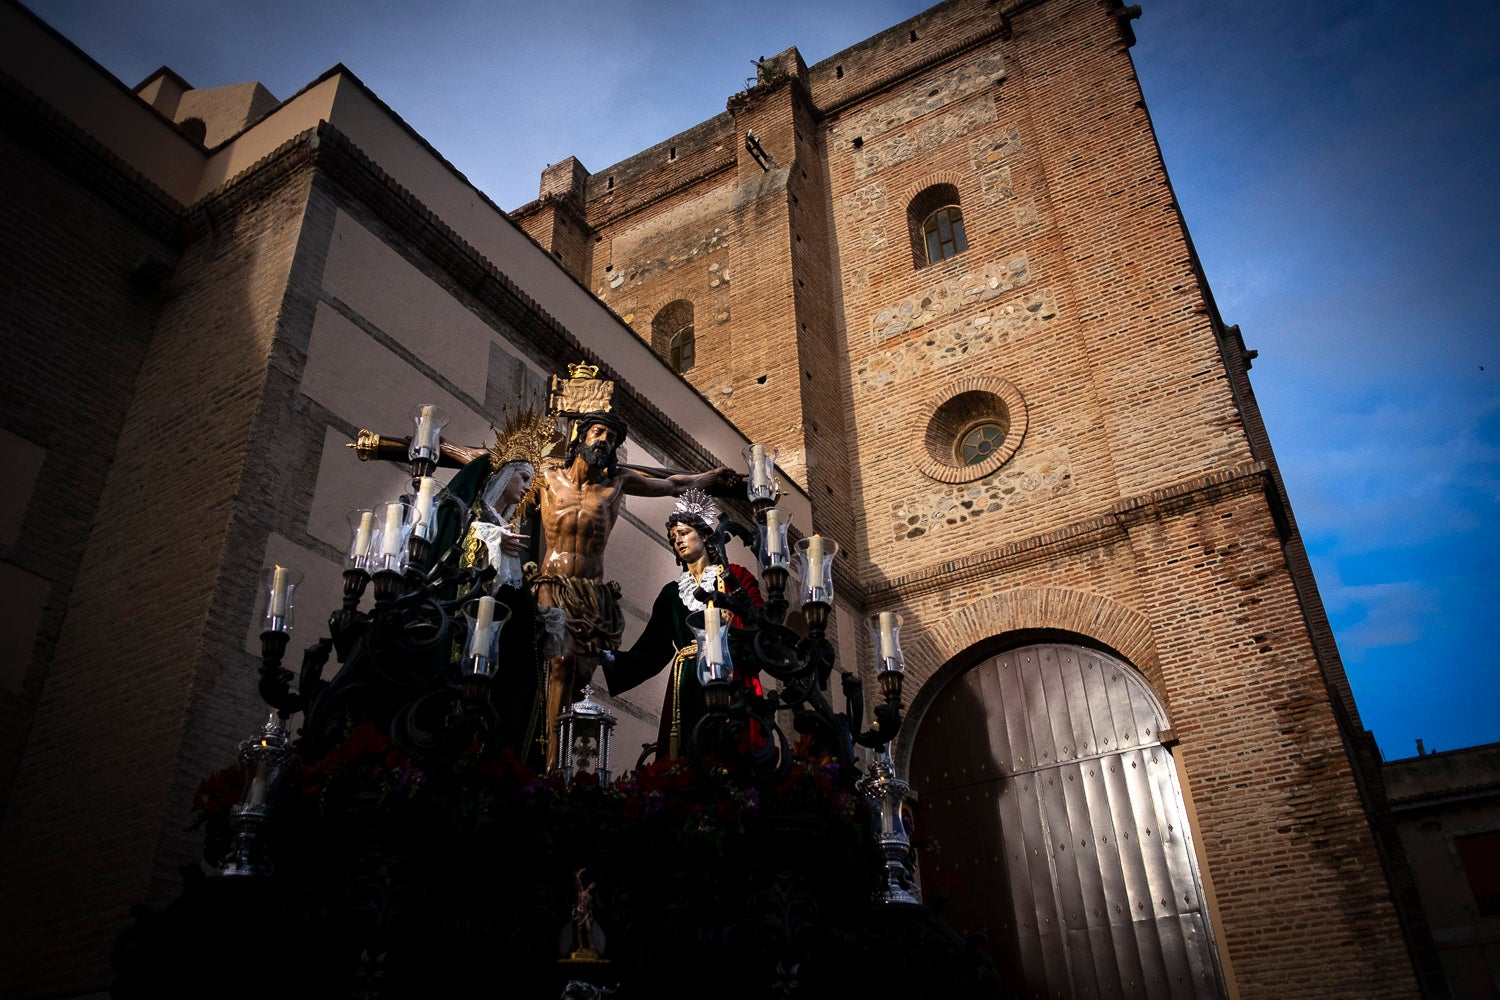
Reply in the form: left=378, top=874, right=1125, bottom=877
left=409, top=476, right=446, bottom=541
left=794, top=534, right=839, bottom=609
left=692, top=604, right=733, bottom=689
left=743, top=442, right=778, bottom=503
left=346, top=509, right=378, bottom=571
left=463, top=594, right=511, bottom=676
left=868, top=610, right=906, bottom=696
left=758, top=507, right=792, bottom=571
left=259, top=564, right=305, bottom=634
left=370, top=499, right=421, bottom=574
left=240, top=712, right=292, bottom=808
left=408, top=403, right=448, bottom=465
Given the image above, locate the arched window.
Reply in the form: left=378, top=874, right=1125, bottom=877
left=908, top=183, right=968, bottom=267
left=670, top=328, right=695, bottom=373
left=651, top=300, right=695, bottom=374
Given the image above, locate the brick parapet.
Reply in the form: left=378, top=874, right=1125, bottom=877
left=581, top=113, right=736, bottom=221
left=802, top=0, right=1024, bottom=116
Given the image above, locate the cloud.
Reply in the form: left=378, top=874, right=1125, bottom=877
left=1276, top=390, right=1500, bottom=558
left=1313, top=566, right=1434, bottom=658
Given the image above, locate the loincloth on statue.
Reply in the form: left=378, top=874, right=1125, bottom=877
left=530, top=575, right=625, bottom=657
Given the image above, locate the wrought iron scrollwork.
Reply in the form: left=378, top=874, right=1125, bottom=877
left=684, top=515, right=905, bottom=784
left=255, top=539, right=508, bottom=765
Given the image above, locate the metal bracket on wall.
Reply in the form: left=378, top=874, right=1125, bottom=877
left=745, top=130, right=772, bottom=172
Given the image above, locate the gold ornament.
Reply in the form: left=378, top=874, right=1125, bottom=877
left=486, top=410, right=559, bottom=527
left=347, top=428, right=382, bottom=462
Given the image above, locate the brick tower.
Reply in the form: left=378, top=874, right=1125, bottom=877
left=514, top=0, right=1428, bottom=995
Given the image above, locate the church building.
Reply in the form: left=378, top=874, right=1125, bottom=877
left=0, top=0, right=1433, bottom=996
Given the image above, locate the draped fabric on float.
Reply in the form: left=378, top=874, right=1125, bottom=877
left=911, top=644, right=1228, bottom=1000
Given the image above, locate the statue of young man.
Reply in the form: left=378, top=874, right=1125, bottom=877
left=601, top=491, right=763, bottom=760
left=534, top=411, right=740, bottom=770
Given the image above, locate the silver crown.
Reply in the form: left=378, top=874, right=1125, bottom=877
left=673, top=488, right=720, bottom=526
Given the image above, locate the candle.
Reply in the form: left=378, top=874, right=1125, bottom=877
left=268, top=566, right=290, bottom=618
left=703, top=604, right=725, bottom=664
left=765, top=508, right=783, bottom=557
left=470, top=595, right=495, bottom=657
left=415, top=403, right=436, bottom=450
left=352, top=511, right=376, bottom=560
left=878, top=611, right=898, bottom=661
left=381, top=503, right=404, bottom=557
left=807, top=534, right=824, bottom=582
left=750, top=443, right=766, bottom=488
left=414, top=476, right=437, bottom=531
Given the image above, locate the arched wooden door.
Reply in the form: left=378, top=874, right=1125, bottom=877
left=910, top=643, right=1227, bottom=999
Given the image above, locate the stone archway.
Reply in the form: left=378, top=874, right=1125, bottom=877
left=909, top=642, right=1227, bottom=999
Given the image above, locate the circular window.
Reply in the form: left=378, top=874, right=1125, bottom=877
left=917, top=377, right=1027, bottom=483
left=958, top=422, right=1007, bottom=465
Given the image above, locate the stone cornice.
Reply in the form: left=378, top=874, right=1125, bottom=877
left=865, top=461, right=1271, bottom=602
left=181, top=128, right=316, bottom=239
left=1105, top=461, right=1271, bottom=526
left=1387, top=782, right=1500, bottom=812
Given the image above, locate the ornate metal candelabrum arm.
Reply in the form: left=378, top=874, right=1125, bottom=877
left=220, top=712, right=294, bottom=877
left=860, top=746, right=919, bottom=905
left=256, top=628, right=300, bottom=715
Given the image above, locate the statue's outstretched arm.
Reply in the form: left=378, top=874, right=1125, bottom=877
left=346, top=429, right=488, bottom=468
left=619, top=465, right=744, bottom=499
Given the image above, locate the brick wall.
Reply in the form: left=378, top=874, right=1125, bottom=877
left=0, top=83, right=179, bottom=822
left=524, top=0, right=1422, bottom=994
left=0, top=150, right=312, bottom=996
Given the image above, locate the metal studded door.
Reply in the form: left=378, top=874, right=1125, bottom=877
left=910, top=644, right=1227, bottom=999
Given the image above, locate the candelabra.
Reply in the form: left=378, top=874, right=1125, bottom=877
left=224, top=418, right=508, bottom=877
left=690, top=443, right=908, bottom=787
left=683, top=442, right=919, bottom=903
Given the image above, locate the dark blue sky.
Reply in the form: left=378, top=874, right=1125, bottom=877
left=25, top=0, right=1499, bottom=759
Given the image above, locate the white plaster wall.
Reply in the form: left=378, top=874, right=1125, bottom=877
left=323, top=210, right=507, bottom=401
left=195, top=77, right=338, bottom=200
